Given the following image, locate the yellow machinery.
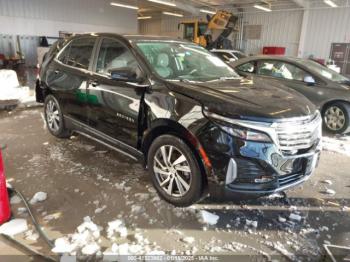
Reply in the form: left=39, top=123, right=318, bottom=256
left=179, top=10, right=239, bottom=50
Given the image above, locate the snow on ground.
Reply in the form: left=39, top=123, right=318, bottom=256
left=0, top=219, right=28, bottom=236
left=29, top=191, right=47, bottom=204
left=322, top=135, right=350, bottom=157
left=0, top=69, right=35, bottom=104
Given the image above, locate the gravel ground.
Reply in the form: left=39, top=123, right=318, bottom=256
left=0, top=108, right=349, bottom=261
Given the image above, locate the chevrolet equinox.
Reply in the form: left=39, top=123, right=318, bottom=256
left=36, top=34, right=322, bottom=206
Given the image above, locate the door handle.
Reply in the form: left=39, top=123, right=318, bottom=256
left=89, top=80, right=99, bottom=87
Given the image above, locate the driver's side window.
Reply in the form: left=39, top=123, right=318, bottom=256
left=96, top=38, right=137, bottom=76
left=237, top=62, right=255, bottom=73
left=257, top=60, right=308, bottom=81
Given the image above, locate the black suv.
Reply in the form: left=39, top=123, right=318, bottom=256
left=36, top=34, right=322, bottom=206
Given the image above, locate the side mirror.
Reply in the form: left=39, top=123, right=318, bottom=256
left=108, top=67, right=143, bottom=83
left=304, top=75, right=316, bottom=85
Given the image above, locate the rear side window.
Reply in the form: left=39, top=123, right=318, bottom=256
left=95, top=38, right=137, bottom=76
left=58, top=38, right=95, bottom=70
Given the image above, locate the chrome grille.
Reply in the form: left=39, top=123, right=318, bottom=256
left=275, top=112, right=322, bottom=151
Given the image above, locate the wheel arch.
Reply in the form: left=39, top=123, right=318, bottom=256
left=36, top=80, right=52, bottom=103
left=321, top=99, right=350, bottom=115
left=141, top=118, right=211, bottom=188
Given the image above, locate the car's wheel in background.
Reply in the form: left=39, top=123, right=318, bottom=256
left=44, top=95, right=70, bottom=138
left=323, top=102, right=350, bottom=134
left=147, top=135, right=203, bottom=207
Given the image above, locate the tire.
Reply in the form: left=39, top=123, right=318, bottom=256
left=44, top=95, right=70, bottom=138
left=147, top=135, right=203, bottom=207
left=323, top=102, right=350, bottom=134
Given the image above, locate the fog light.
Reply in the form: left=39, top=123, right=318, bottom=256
left=254, top=176, right=273, bottom=183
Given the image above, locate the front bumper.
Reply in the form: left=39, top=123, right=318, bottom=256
left=198, top=124, right=321, bottom=199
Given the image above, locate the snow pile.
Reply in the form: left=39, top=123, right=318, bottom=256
left=0, top=69, right=32, bottom=102
left=94, top=205, right=107, bottom=214
left=322, top=180, right=333, bottom=185
left=289, top=213, right=302, bottom=222
left=197, top=210, right=219, bottom=225
left=265, top=241, right=296, bottom=261
left=181, top=236, right=195, bottom=244
left=29, top=191, right=47, bottom=204
left=107, top=219, right=128, bottom=240
left=24, top=229, right=39, bottom=241
left=10, top=195, right=21, bottom=204
left=322, top=135, right=350, bottom=157
left=0, top=219, right=28, bottom=236
left=324, top=188, right=336, bottom=195
left=52, top=216, right=101, bottom=255
left=245, top=219, right=258, bottom=228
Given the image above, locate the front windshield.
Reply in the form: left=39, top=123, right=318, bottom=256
left=136, top=41, right=240, bottom=82
left=303, top=60, right=349, bottom=83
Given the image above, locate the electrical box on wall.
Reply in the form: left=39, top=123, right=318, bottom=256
left=330, top=43, right=350, bottom=76
left=262, top=46, right=286, bottom=55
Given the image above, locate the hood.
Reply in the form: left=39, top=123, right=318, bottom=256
left=165, top=76, right=316, bottom=121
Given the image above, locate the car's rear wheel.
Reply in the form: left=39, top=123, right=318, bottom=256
left=323, top=102, right=350, bottom=134
left=147, top=135, right=203, bottom=207
left=44, top=95, right=70, bottom=138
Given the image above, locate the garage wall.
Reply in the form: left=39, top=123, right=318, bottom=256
left=243, top=10, right=303, bottom=56
left=139, top=14, right=206, bottom=38
left=302, top=6, right=350, bottom=59
left=0, top=0, right=138, bottom=36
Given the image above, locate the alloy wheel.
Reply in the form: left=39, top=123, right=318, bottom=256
left=324, top=106, right=346, bottom=131
left=46, top=99, right=60, bottom=132
left=153, top=145, right=192, bottom=197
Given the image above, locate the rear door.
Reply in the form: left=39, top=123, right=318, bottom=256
left=86, top=37, right=146, bottom=147
left=46, top=37, right=97, bottom=124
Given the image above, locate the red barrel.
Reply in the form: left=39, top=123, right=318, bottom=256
left=0, top=148, right=11, bottom=224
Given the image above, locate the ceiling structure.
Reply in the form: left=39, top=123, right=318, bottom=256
left=110, top=0, right=345, bottom=17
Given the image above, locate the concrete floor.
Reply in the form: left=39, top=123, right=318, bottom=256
left=0, top=107, right=349, bottom=261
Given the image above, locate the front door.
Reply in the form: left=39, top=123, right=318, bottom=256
left=255, top=60, right=325, bottom=106
left=87, top=37, right=146, bottom=147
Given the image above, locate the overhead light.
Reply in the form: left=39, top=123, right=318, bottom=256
left=199, top=9, right=216, bottom=15
left=162, top=11, right=183, bottom=17
left=324, top=0, right=338, bottom=7
left=110, top=2, right=139, bottom=10
left=254, top=4, right=272, bottom=12
left=148, top=0, right=176, bottom=7
left=138, top=16, right=152, bottom=20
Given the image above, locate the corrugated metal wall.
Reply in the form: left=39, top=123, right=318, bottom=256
left=139, top=4, right=349, bottom=60
left=303, top=6, right=350, bottom=59
left=0, top=0, right=138, bottom=36
left=0, top=34, right=39, bottom=66
left=243, top=10, right=303, bottom=56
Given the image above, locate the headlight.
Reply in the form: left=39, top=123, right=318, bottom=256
left=220, top=125, right=272, bottom=142
left=203, top=110, right=273, bottom=143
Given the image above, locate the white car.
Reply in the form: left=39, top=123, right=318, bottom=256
left=210, top=49, right=247, bottom=63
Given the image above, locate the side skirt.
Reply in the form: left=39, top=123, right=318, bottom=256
left=64, top=115, right=144, bottom=162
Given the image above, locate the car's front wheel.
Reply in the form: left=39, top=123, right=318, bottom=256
left=44, top=95, right=70, bottom=138
left=147, top=135, right=203, bottom=207
left=323, top=102, right=350, bottom=134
